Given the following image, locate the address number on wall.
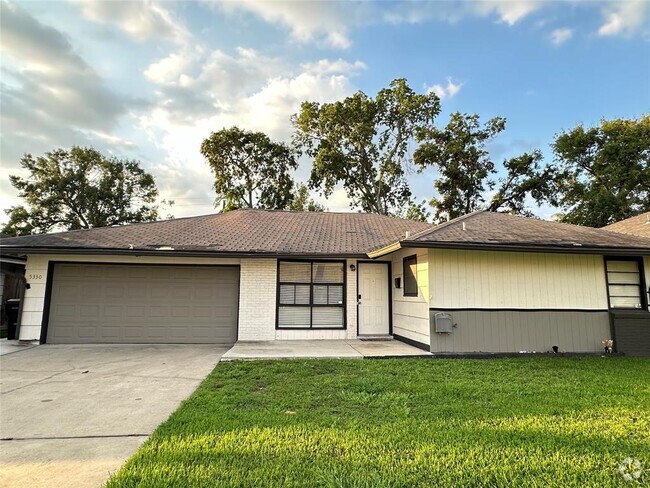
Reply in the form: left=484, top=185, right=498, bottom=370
left=28, top=274, right=43, bottom=280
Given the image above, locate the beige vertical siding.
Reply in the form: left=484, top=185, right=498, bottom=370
left=422, top=248, right=611, bottom=353
left=390, top=248, right=430, bottom=345
left=428, top=249, right=609, bottom=309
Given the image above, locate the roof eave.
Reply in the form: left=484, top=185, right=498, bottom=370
left=400, top=240, right=650, bottom=255
left=366, top=241, right=402, bottom=259
left=0, top=247, right=368, bottom=260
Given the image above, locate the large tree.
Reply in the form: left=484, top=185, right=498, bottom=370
left=488, top=150, right=553, bottom=216
left=414, top=113, right=506, bottom=220
left=395, top=200, right=431, bottom=223
left=547, top=116, right=650, bottom=227
left=201, top=127, right=298, bottom=211
left=289, top=183, right=326, bottom=212
left=414, top=113, right=552, bottom=221
left=3, top=147, right=160, bottom=236
left=292, top=78, right=440, bottom=215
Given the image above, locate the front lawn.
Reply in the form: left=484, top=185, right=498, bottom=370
left=107, top=357, right=649, bottom=487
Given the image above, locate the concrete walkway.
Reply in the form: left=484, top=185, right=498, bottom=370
left=0, top=344, right=227, bottom=488
left=221, top=339, right=430, bottom=360
left=0, top=339, right=38, bottom=356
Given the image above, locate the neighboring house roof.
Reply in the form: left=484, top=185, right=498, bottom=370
left=603, top=212, right=650, bottom=238
left=0, top=209, right=432, bottom=258
left=369, top=211, right=650, bottom=257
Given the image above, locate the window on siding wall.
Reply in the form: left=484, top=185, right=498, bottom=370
left=606, top=259, right=645, bottom=309
left=277, top=261, right=345, bottom=329
left=403, top=255, right=418, bottom=297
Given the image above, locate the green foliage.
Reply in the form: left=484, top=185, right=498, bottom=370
left=201, top=127, right=298, bottom=211
left=489, top=150, right=553, bottom=215
left=414, top=113, right=506, bottom=221
left=548, top=115, right=650, bottom=227
left=395, top=199, right=431, bottom=222
left=292, top=78, right=440, bottom=215
left=3, top=147, right=159, bottom=236
left=415, top=113, right=553, bottom=222
left=107, top=357, right=649, bottom=488
left=289, top=183, right=326, bottom=212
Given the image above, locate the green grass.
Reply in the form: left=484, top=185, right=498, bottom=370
left=107, top=357, right=650, bottom=487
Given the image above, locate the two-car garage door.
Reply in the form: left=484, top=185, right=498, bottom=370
left=46, top=264, right=239, bottom=344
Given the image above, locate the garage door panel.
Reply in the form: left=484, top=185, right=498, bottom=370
left=127, top=285, right=147, bottom=299
left=105, top=285, right=125, bottom=299
left=80, top=305, right=100, bottom=318
left=47, top=264, right=239, bottom=344
left=149, top=306, right=170, bottom=317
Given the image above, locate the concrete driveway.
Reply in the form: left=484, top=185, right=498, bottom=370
left=0, top=344, right=227, bottom=488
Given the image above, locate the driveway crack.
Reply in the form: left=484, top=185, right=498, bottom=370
left=1, top=367, right=76, bottom=395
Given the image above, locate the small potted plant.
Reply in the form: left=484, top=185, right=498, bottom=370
left=602, top=339, right=614, bottom=354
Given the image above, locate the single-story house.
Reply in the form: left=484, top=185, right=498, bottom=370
left=1, top=209, right=649, bottom=355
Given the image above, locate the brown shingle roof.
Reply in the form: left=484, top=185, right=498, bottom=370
left=0, top=209, right=433, bottom=257
left=394, top=211, right=650, bottom=254
left=603, top=212, right=650, bottom=238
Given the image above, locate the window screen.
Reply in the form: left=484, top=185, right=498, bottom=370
left=606, top=259, right=644, bottom=309
left=277, top=261, right=345, bottom=328
left=403, top=255, right=418, bottom=297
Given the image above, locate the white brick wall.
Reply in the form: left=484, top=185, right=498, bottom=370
left=345, top=259, right=358, bottom=339
left=237, top=259, right=277, bottom=341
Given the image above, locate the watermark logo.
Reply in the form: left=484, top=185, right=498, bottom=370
left=619, top=458, right=643, bottom=482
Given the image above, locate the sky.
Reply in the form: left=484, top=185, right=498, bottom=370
left=1, top=0, right=649, bottom=222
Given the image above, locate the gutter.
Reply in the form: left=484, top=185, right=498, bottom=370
left=367, top=242, right=402, bottom=259
left=367, top=240, right=650, bottom=258
left=0, top=247, right=369, bottom=260
left=399, top=240, right=650, bottom=256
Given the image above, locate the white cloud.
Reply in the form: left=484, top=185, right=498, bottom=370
left=383, top=1, right=542, bottom=27
left=214, top=0, right=368, bottom=49
left=301, top=59, right=366, bottom=76
left=550, top=27, right=573, bottom=46
left=478, top=0, right=542, bottom=26
left=137, top=46, right=363, bottom=214
left=427, top=78, right=462, bottom=100
left=75, top=0, right=187, bottom=43
left=598, top=1, right=649, bottom=37
left=144, top=52, right=194, bottom=85
left=0, top=1, right=128, bottom=148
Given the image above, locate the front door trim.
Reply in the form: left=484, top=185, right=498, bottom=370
left=356, top=260, right=392, bottom=336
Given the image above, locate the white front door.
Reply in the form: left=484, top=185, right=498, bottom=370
left=358, top=263, right=390, bottom=335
